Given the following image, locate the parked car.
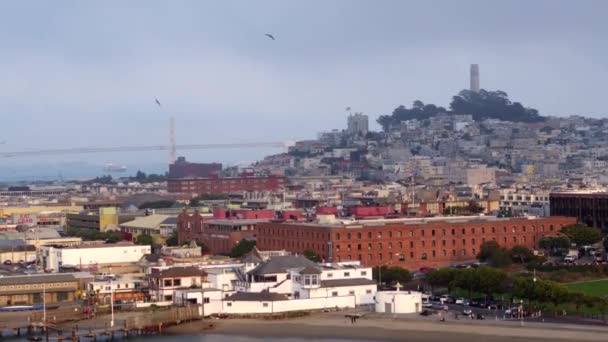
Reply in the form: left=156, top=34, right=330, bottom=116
left=455, top=298, right=466, bottom=305
left=463, top=309, right=473, bottom=315
left=422, top=302, right=434, bottom=308
left=3, top=260, right=11, bottom=265
left=440, top=295, right=456, bottom=304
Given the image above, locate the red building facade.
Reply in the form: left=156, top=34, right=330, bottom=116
left=256, top=216, right=576, bottom=269
left=168, top=157, right=222, bottom=179
left=167, top=176, right=285, bottom=194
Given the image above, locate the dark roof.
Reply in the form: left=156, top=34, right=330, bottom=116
left=320, top=278, right=377, bottom=288
left=300, top=266, right=322, bottom=275
left=0, top=274, right=77, bottom=286
left=151, top=266, right=207, bottom=278
left=161, top=217, right=178, bottom=225
left=225, top=291, right=288, bottom=302
left=241, top=248, right=263, bottom=264
left=143, top=254, right=162, bottom=263
left=248, top=255, right=318, bottom=276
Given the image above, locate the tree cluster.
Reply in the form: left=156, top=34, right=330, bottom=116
left=139, top=200, right=180, bottom=210
left=560, top=224, right=602, bottom=246
left=477, top=241, right=534, bottom=268
left=230, top=239, right=256, bottom=258
left=66, top=227, right=124, bottom=243
left=426, top=266, right=507, bottom=297
left=376, top=89, right=544, bottom=131
left=373, top=265, right=412, bottom=284
left=189, top=193, right=230, bottom=206
left=132, top=170, right=167, bottom=183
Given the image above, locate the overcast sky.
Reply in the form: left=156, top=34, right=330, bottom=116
left=1, top=0, right=607, bottom=170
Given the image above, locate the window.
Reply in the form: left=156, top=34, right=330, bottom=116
left=378, top=232, right=382, bottom=239
left=163, top=279, right=172, bottom=287
left=432, top=250, right=436, bottom=258
left=432, top=229, right=436, bottom=236
left=408, top=231, right=413, bottom=237
left=357, top=244, right=362, bottom=251
left=388, top=231, right=393, bottom=238
left=367, top=254, right=372, bottom=261
left=432, top=240, right=436, bottom=247
left=421, top=253, right=428, bottom=260
left=541, top=225, right=545, bottom=232
left=173, top=279, right=181, bottom=286
left=513, top=236, right=517, bottom=243
left=399, top=242, right=403, bottom=249
left=357, top=232, right=362, bottom=239
left=397, top=231, right=402, bottom=238
left=442, top=250, right=447, bottom=256
left=462, top=239, right=466, bottom=245
left=421, top=230, right=425, bottom=237
left=482, top=227, right=485, bottom=234
left=461, top=249, right=466, bottom=256
left=550, top=225, right=554, bottom=231
left=344, top=272, right=350, bottom=277
left=263, top=303, right=269, bottom=307
left=512, top=226, right=516, bottom=233
left=347, top=233, right=351, bottom=239
left=410, top=252, right=414, bottom=258
left=368, top=232, right=372, bottom=238
left=471, top=238, right=476, bottom=245
left=361, top=271, right=367, bottom=276
left=366, top=289, right=372, bottom=294
left=461, top=228, right=465, bottom=235
left=332, top=291, right=338, bottom=297
left=522, top=226, right=526, bottom=233
left=451, top=229, right=455, bottom=235
left=503, top=227, right=507, bottom=233
left=57, top=292, right=68, bottom=301
left=492, top=227, right=496, bottom=233
left=410, top=241, right=414, bottom=248
left=349, top=290, right=355, bottom=295
left=227, top=302, right=232, bottom=307
left=503, top=237, right=507, bottom=243
left=203, top=297, right=210, bottom=304
left=388, top=242, right=392, bottom=249
left=336, top=233, right=340, bottom=240
left=327, top=273, right=333, bottom=278
left=452, top=250, right=456, bottom=256
left=368, top=243, right=372, bottom=250
left=452, top=239, right=456, bottom=246
left=347, top=244, right=351, bottom=251
left=442, top=240, right=446, bottom=247
left=378, top=253, right=383, bottom=260
left=471, top=228, right=475, bottom=234
left=472, top=249, right=476, bottom=256
left=398, top=254, right=405, bottom=261
left=442, top=229, right=446, bottom=236
left=378, top=242, right=383, bottom=249
left=421, top=241, right=425, bottom=247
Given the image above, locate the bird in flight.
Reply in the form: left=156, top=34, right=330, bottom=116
left=265, top=33, right=275, bottom=40
left=155, top=98, right=161, bottom=107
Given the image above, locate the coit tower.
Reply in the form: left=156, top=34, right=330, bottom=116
left=470, top=64, right=480, bottom=93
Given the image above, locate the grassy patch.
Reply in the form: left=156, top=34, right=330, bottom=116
left=565, top=279, right=608, bottom=298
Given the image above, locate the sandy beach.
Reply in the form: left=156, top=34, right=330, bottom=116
left=164, top=312, right=608, bottom=342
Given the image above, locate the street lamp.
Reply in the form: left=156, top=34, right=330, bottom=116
left=519, top=299, right=524, bottom=326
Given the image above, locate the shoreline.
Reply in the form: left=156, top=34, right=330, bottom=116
left=163, top=315, right=608, bottom=342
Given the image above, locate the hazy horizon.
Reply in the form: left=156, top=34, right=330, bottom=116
left=2, top=0, right=608, bottom=180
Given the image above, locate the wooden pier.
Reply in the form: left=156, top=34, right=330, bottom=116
left=0, top=306, right=208, bottom=341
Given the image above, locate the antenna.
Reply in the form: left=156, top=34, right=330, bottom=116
left=169, top=116, right=176, bottom=164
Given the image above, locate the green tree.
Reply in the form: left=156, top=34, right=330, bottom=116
left=561, top=224, right=602, bottom=246
left=135, top=234, right=154, bottom=245
left=426, top=268, right=457, bottom=293
left=165, top=233, right=178, bottom=246
left=475, top=266, right=507, bottom=297
left=303, top=249, right=321, bottom=262
left=489, top=248, right=512, bottom=268
left=511, top=245, right=534, bottom=264
left=477, top=240, right=500, bottom=262
left=539, top=236, right=571, bottom=255
left=373, top=266, right=412, bottom=284
left=453, top=268, right=480, bottom=298
left=230, top=239, right=256, bottom=258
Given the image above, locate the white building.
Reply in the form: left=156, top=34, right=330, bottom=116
left=235, top=256, right=376, bottom=306
left=87, top=278, right=145, bottom=304
left=39, top=243, right=151, bottom=272
left=347, top=113, right=369, bottom=137
left=375, top=290, right=423, bottom=314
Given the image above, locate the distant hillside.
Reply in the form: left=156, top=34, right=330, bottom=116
left=377, top=89, right=544, bottom=131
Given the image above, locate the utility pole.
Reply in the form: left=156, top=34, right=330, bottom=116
left=110, top=280, right=114, bottom=328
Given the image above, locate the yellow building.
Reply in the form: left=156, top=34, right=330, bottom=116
left=0, top=205, right=83, bottom=216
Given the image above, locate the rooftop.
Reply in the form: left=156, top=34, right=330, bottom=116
left=151, top=266, right=207, bottom=278
left=271, top=214, right=559, bottom=228
left=120, top=214, right=172, bottom=230
left=206, top=219, right=270, bottom=227
left=0, top=273, right=77, bottom=286
left=224, top=291, right=288, bottom=302
left=320, top=278, right=376, bottom=288
left=249, top=255, right=319, bottom=276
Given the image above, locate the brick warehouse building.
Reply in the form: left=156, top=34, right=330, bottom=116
left=256, top=215, right=576, bottom=269
left=550, top=191, right=608, bottom=230
left=167, top=175, right=285, bottom=194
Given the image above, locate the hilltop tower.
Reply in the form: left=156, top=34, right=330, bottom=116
left=470, top=64, right=480, bottom=93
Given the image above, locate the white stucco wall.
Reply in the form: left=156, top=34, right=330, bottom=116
left=375, top=291, right=422, bottom=314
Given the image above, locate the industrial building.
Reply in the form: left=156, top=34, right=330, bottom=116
left=256, top=215, right=576, bottom=269
left=167, top=175, right=284, bottom=194
left=550, top=191, right=608, bottom=229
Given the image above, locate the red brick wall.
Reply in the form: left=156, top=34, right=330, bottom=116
left=177, top=210, right=206, bottom=244
left=257, top=216, right=576, bottom=270
left=167, top=176, right=285, bottom=194
left=202, top=228, right=256, bottom=255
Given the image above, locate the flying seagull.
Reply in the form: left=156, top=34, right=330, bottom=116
left=155, top=98, right=161, bottom=107
left=265, top=33, right=275, bottom=40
